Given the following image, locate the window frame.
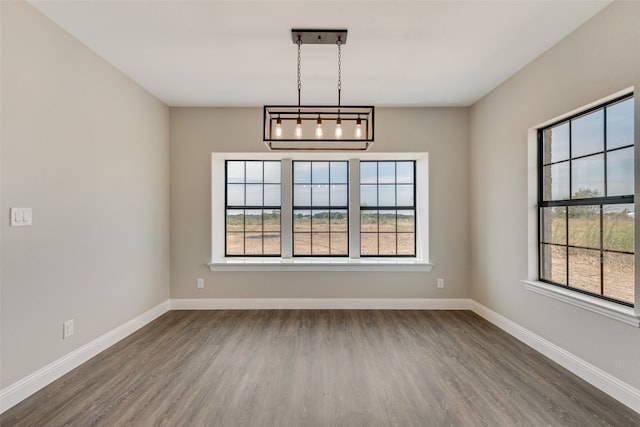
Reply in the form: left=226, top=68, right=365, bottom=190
left=360, top=160, right=417, bottom=257
left=537, top=93, right=635, bottom=307
left=224, top=160, right=282, bottom=257
left=291, top=160, right=350, bottom=257
left=210, top=152, right=431, bottom=272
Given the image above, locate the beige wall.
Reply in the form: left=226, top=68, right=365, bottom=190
left=170, top=107, right=469, bottom=299
left=469, top=1, right=640, bottom=389
left=1, top=1, right=170, bottom=388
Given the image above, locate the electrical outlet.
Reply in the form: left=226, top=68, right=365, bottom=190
left=196, top=278, right=204, bottom=289
left=63, top=319, right=74, bottom=339
left=437, top=278, right=444, bottom=289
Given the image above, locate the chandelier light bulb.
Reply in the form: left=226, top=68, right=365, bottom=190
left=335, top=118, right=343, bottom=138
left=275, top=117, right=283, bottom=138
left=355, top=117, right=363, bottom=139
left=315, top=117, right=324, bottom=138
left=295, top=117, right=303, bottom=139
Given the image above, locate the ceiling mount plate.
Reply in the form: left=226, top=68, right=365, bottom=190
left=291, top=29, right=348, bottom=45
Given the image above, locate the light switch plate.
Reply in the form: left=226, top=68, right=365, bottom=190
left=10, top=208, right=32, bottom=226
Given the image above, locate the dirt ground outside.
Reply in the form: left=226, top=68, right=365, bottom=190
left=543, top=245, right=634, bottom=304
left=225, top=212, right=415, bottom=256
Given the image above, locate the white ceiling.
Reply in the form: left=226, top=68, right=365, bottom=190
left=29, top=0, right=611, bottom=107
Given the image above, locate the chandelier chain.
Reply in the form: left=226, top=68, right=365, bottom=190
left=297, top=38, right=302, bottom=107
left=337, top=39, right=342, bottom=106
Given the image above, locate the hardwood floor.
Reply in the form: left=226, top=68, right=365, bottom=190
left=2, top=310, right=638, bottom=426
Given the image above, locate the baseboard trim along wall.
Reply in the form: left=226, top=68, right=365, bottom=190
left=170, top=297, right=472, bottom=310
left=469, top=300, right=640, bottom=415
left=2, top=298, right=638, bottom=416
left=0, top=300, right=171, bottom=414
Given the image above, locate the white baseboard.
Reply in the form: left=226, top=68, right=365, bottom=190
left=0, top=300, right=171, bottom=414
left=469, top=300, right=640, bottom=415
left=170, top=298, right=472, bottom=310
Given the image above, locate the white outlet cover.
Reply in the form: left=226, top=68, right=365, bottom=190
left=63, top=319, right=74, bottom=339
left=10, top=207, right=33, bottom=226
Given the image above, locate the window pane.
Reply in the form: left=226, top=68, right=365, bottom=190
left=378, top=185, right=396, bottom=206
left=397, top=185, right=414, bottom=206
left=606, top=98, right=634, bottom=150
left=541, top=244, right=566, bottom=285
left=312, top=162, right=329, bottom=183
left=227, top=184, right=244, bottom=206
left=398, top=233, right=415, bottom=255
left=245, top=162, right=263, bottom=183
left=294, top=210, right=311, bottom=231
left=607, top=147, right=634, bottom=197
left=540, top=207, right=566, bottom=245
left=361, top=211, right=378, bottom=232
left=263, top=161, right=281, bottom=183
left=312, top=210, right=329, bottom=232
left=543, top=123, right=570, bottom=164
left=571, top=154, right=604, bottom=198
left=330, top=233, right=348, bottom=255
left=396, top=162, right=414, bottom=183
left=227, top=161, right=245, bottom=183
left=226, top=209, right=244, bottom=232
left=603, top=204, right=634, bottom=252
left=263, top=209, right=280, bottom=232
left=294, top=184, right=311, bottom=206
left=568, top=205, right=599, bottom=249
left=294, top=161, right=311, bottom=183
left=568, top=248, right=600, bottom=295
left=379, top=210, right=396, bottom=232
left=263, top=233, right=280, bottom=255
left=603, top=252, right=634, bottom=304
left=397, top=210, right=415, bottom=232
left=360, top=185, right=377, bottom=207
left=244, top=210, right=262, bottom=232
left=330, top=184, right=348, bottom=206
left=226, top=232, right=244, bottom=255
left=542, top=162, right=569, bottom=201
left=264, top=184, right=281, bottom=206
left=330, top=162, right=348, bottom=184
left=312, top=184, right=329, bottom=206
left=245, top=184, right=263, bottom=206
left=312, top=232, right=330, bottom=255
left=245, top=233, right=263, bottom=255
left=361, top=233, right=378, bottom=256
left=378, top=162, right=396, bottom=184
left=572, top=109, right=604, bottom=158
left=379, top=233, right=397, bottom=255
left=360, top=162, right=377, bottom=184
left=330, top=210, right=348, bottom=232
left=294, top=233, right=311, bottom=255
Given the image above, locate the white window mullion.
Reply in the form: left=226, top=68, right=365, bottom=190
left=281, top=158, right=293, bottom=259
left=349, top=158, right=361, bottom=259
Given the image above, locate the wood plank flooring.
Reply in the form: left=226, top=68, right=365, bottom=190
left=2, top=310, right=639, bottom=426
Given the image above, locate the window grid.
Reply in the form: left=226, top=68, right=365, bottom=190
left=225, top=160, right=281, bottom=257
left=538, top=94, right=634, bottom=306
left=292, top=161, right=349, bottom=257
left=360, top=161, right=416, bottom=257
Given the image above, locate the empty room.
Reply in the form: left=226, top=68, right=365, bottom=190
left=1, top=0, right=639, bottom=425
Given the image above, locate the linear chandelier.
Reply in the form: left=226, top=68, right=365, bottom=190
left=263, top=29, right=375, bottom=151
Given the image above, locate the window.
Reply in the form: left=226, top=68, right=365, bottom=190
left=293, top=161, right=349, bottom=256
left=360, top=161, right=416, bottom=256
left=212, top=153, right=430, bottom=271
left=538, top=94, right=634, bottom=306
left=225, top=160, right=281, bottom=256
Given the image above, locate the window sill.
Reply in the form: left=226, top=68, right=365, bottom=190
left=523, top=280, right=639, bottom=327
left=209, top=258, right=433, bottom=272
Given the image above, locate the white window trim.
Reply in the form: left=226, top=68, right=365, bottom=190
left=525, top=87, right=640, bottom=325
left=210, top=152, right=432, bottom=272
